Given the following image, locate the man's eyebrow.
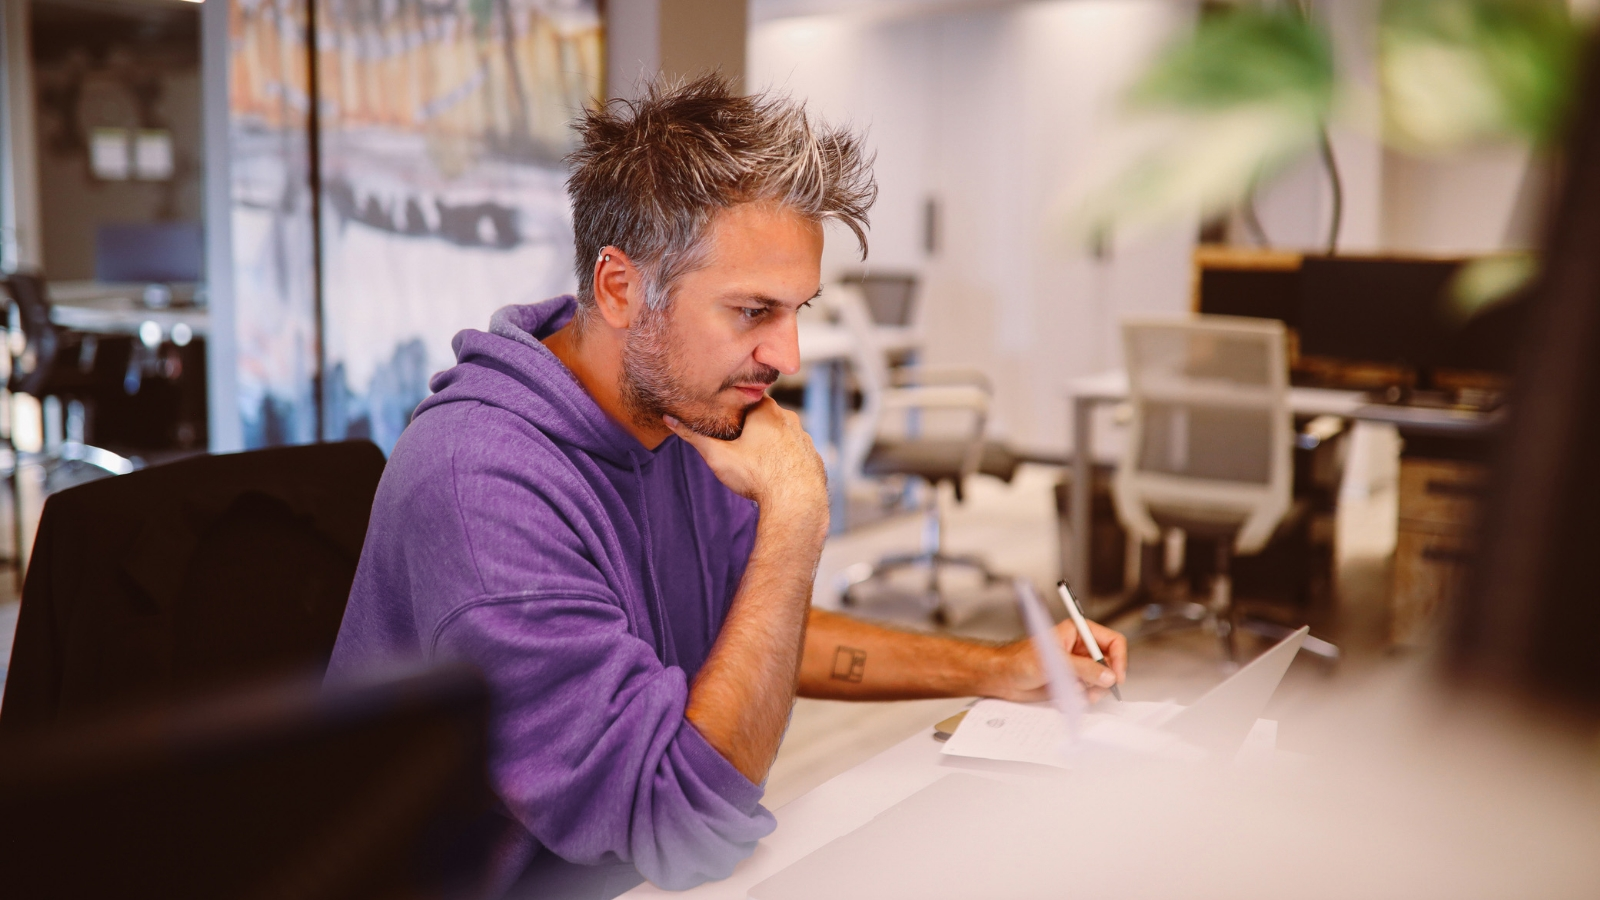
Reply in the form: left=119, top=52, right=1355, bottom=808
left=738, top=288, right=823, bottom=309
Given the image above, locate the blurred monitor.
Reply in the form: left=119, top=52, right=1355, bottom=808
left=95, top=221, right=203, bottom=283
left=1297, top=257, right=1462, bottom=371
left=0, top=665, right=501, bottom=899
left=1299, top=254, right=1465, bottom=366
left=1197, top=266, right=1301, bottom=323
left=1298, top=256, right=1529, bottom=379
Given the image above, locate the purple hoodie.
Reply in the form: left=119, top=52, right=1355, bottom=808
left=326, top=296, right=776, bottom=897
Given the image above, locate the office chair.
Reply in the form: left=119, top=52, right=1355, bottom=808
left=3, top=271, right=135, bottom=476
left=1113, top=315, right=1338, bottom=664
left=0, top=441, right=387, bottom=734
left=828, top=283, right=1020, bottom=620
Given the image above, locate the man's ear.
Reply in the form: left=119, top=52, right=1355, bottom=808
left=591, top=247, right=641, bottom=330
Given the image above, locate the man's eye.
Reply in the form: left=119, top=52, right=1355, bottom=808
left=740, top=307, right=767, bottom=320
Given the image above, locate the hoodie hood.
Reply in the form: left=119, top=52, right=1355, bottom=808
left=417, top=295, right=647, bottom=468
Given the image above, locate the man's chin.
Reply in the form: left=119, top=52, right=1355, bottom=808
left=672, top=401, right=754, bottom=442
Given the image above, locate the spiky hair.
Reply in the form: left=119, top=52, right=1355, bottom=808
left=565, top=73, right=876, bottom=314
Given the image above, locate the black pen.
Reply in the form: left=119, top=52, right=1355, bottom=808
left=1057, top=580, right=1121, bottom=701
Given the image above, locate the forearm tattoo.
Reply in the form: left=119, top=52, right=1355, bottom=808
left=831, top=646, right=867, bottom=683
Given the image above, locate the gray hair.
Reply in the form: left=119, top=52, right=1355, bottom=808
left=565, top=73, right=876, bottom=319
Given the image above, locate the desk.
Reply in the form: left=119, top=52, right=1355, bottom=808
left=621, top=721, right=961, bottom=900
left=1065, top=370, right=1502, bottom=595
left=623, top=698, right=1600, bottom=899
left=621, top=706, right=1284, bottom=900
left=48, top=281, right=209, bottom=342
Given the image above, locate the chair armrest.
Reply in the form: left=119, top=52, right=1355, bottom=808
left=881, top=384, right=989, bottom=412
left=889, top=367, right=992, bottom=393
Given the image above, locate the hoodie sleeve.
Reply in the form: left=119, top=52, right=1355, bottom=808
left=433, top=595, right=775, bottom=890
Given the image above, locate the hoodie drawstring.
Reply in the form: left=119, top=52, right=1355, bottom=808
left=675, top=454, right=717, bottom=650
left=631, top=453, right=677, bottom=666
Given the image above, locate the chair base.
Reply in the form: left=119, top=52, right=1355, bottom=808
left=839, top=551, right=1008, bottom=624
left=1128, top=597, right=1340, bottom=667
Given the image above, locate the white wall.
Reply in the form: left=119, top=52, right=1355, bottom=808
left=752, top=0, right=1544, bottom=454
left=1380, top=146, right=1538, bottom=254
left=751, top=0, right=1196, bottom=455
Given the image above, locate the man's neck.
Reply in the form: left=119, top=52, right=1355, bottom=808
left=543, top=319, right=671, bottom=450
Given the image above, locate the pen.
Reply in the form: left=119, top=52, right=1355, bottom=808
left=1057, top=580, right=1121, bottom=701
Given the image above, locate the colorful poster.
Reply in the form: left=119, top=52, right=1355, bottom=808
left=314, top=0, right=602, bottom=450
left=229, top=0, right=321, bottom=448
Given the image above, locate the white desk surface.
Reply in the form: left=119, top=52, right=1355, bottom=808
left=1066, top=369, right=1368, bottom=418
left=624, top=707, right=1287, bottom=899
left=622, top=723, right=958, bottom=899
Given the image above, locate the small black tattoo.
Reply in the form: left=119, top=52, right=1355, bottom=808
left=831, top=646, right=867, bottom=683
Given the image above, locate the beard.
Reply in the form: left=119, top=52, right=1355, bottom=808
left=620, top=303, right=779, bottom=441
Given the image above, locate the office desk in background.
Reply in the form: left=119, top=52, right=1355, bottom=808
left=1065, top=370, right=1503, bottom=599
left=47, top=281, right=210, bottom=341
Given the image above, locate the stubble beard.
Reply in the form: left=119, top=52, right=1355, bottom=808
left=620, top=303, right=770, bottom=441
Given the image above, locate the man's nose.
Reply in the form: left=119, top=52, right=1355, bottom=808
left=754, top=316, right=802, bottom=376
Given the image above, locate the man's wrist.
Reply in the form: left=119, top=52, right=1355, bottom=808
left=756, top=484, right=829, bottom=538
left=970, top=640, right=1027, bottom=700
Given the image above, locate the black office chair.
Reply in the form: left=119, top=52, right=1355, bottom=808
left=3, top=271, right=136, bottom=472
left=0, top=440, right=387, bottom=735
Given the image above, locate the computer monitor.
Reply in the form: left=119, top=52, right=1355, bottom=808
left=0, top=665, right=502, bottom=899
left=1197, top=266, right=1302, bottom=323
left=95, top=221, right=203, bottom=283
left=1297, top=257, right=1462, bottom=371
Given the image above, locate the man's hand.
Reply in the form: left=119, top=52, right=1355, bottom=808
left=665, top=398, right=827, bottom=515
left=672, top=397, right=830, bottom=784
left=992, top=618, right=1128, bottom=703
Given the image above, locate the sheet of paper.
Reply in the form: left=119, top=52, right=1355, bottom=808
left=941, top=699, right=1069, bottom=768
left=941, top=698, right=1259, bottom=768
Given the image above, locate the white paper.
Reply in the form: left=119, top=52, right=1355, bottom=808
left=942, top=698, right=1248, bottom=768
left=942, top=699, right=1069, bottom=768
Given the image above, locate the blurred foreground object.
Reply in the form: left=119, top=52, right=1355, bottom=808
left=1074, top=5, right=1334, bottom=239
left=1452, top=31, right=1600, bottom=714
left=0, top=665, right=500, bottom=899
left=0, top=442, right=386, bottom=734
left=1383, top=0, right=1582, bottom=152
left=1077, top=0, right=1585, bottom=242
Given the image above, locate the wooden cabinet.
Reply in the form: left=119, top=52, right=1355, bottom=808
left=1391, top=459, right=1487, bottom=647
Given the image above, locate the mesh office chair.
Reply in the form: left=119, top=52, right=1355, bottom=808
left=830, top=283, right=1019, bottom=619
left=1114, top=315, right=1337, bottom=663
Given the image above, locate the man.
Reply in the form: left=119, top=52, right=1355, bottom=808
left=327, top=75, right=1126, bottom=897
